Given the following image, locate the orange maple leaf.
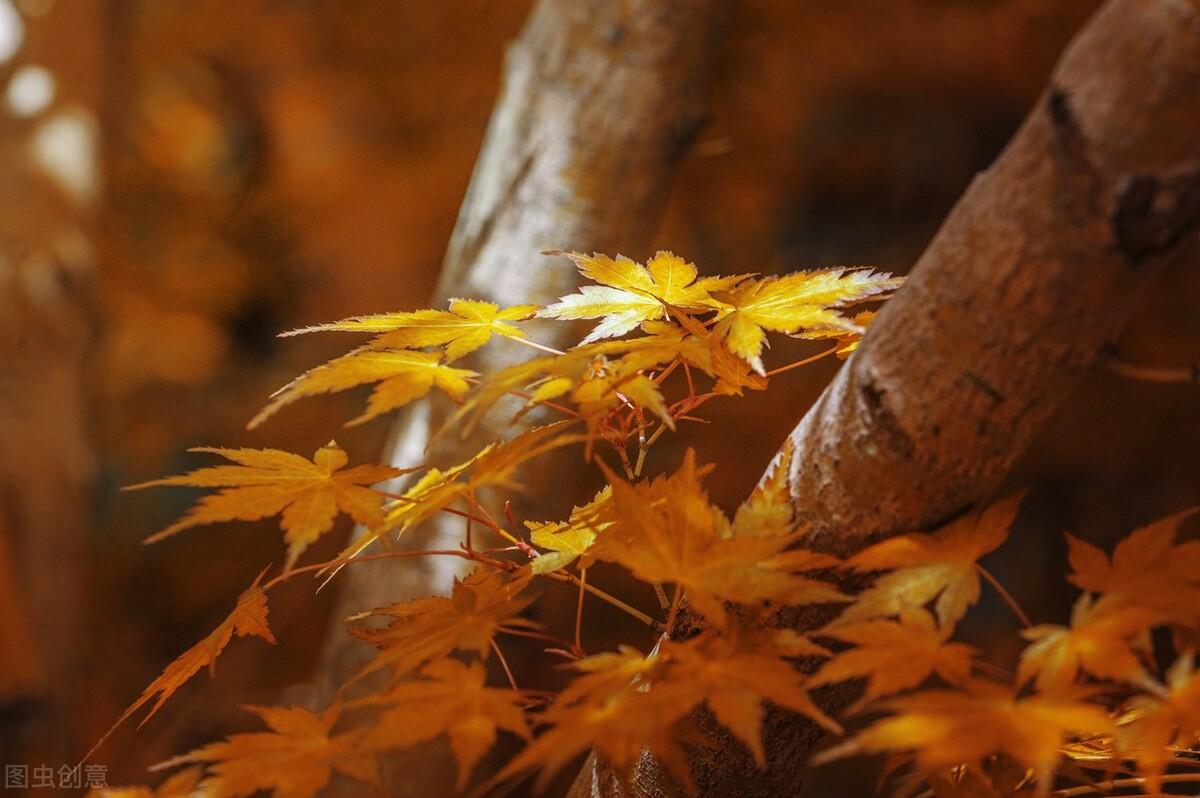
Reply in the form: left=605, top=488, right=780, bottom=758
left=1065, top=508, right=1200, bottom=622
left=595, top=450, right=846, bottom=622
left=810, top=606, right=975, bottom=712
left=128, top=442, right=410, bottom=570
left=359, top=659, right=530, bottom=790
left=153, top=703, right=377, bottom=798
left=839, top=494, right=1022, bottom=629
left=1120, top=652, right=1200, bottom=793
left=87, top=572, right=276, bottom=762
left=86, top=767, right=201, bottom=798
left=815, top=679, right=1114, bottom=793
left=1018, top=593, right=1160, bottom=692
left=348, top=567, right=537, bottom=684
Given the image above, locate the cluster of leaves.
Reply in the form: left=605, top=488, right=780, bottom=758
left=92, top=251, right=1200, bottom=798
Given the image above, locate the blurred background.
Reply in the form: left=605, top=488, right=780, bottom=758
left=0, top=0, right=1196, bottom=793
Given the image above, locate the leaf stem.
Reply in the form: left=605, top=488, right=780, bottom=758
left=544, top=570, right=661, bottom=630
left=490, top=638, right=520, bottom=691
left=575, top=567, right=587, bottom=652
left=510, top=337, right=567, bottom=357
left=976, top=564, right=1033, bottom=628
left=764, top=345, right=840, bottom=377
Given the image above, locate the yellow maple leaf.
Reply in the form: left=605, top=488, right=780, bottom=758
left=729, top=439, right=797, bottom=538
left=810, top=606, right=975, bottom=712
left=348, top=567, right=537, bottom=684
left=360, top=659, right=529, bottom=790
left=1017, top=593, right=1159, bottom=692
left=1066, top=508, right=1200, bottom=621
left=595, top=451, right=846, bottom=622
left=839, top=494, right=1022, bottom=629
left=538, top=251, right=740, bottom=343
left=249, top=348, right=476, bottom=428
left=152, top=703, right=378, bottom=798
left=526, top=486, right=612, bottom=574
left=87, top=573, right=277, bottom=763
left=280, top=298, right=537, bottom=362
left=814, top=679, right=1114, bottom=793
left=128, top=443, right=410, bottom=570
left=712, top=269, right=900, bottom=374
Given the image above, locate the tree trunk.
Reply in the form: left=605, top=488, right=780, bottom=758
left=0, top=0, right=104, bottom=766
left=570, top=0, right=1200, bottom=794
left=307, top=0, right=732, bottom=794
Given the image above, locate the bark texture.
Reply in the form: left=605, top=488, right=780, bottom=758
left=570, top=0, right=1200, bottom=794
left=307, top=0, right=731, bottom=794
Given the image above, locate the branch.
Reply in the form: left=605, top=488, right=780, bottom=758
left=571, top=0, right=1200, bottom=794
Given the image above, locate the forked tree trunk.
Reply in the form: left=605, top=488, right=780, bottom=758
left=570, top=0, right=1200, bottom=794
left=308, top=1, right=732, bottom=794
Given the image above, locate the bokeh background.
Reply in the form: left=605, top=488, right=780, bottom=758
left=0, top=0, right=1196, bottom=794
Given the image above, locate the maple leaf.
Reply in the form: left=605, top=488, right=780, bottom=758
left=348, top=567, right=537, bottom=684
left=526, top=486, right=612, bottom=574
left=1120, top=652, right=1200, bottom=793
left=128, top=443, right=409, bottom=570
left=87, top=767, right=201, bottom=798
left=814, top=679, right=1114, bottom=793
left=249, top=348, right=475, bottom=428
left=153, top=703, right=378, bottom=798
left=839, top=494, right=1022, bottom=629
left=729, top=439, right=797, bottom=538
left=332, top=421, right=581, bottom=566
left=712, top=269, right=901, bottom=374
left=810, top=606, right=975, bottom=712
left=1065, top=508, right=1200, bottom=622
left=497, top=631, right=839, bottom=791
left=595, top=451, right=846, bottom=622
left=538, top=251, right=740, bottom=343
left=658, top=632, right=842, bottom=765
left=1018, top=593, right=1160, bottom=692
left=491, top=646, right=700, bottom=792
left=798, top=309, right=880, bottom=359
left=281, top=298, right=537, bottom=362
left=360, top=659, right=529, bottom=789
left=87, top=573, right=277, bottom=763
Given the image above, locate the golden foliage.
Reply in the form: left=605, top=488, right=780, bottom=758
left=107, top=251, right=1200, bottom=798
left=128, top=442, right=409, bottom=570
left=154, top=703, right=378, bottom=798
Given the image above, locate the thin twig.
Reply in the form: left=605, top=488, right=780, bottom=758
left=1055, top=773, right=1200, bottom=796
left=544, top=570, right=661, bottom=629
left=1102, top=352, right=1200, bottom=386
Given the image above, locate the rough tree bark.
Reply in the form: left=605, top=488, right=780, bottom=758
left=569, top=0, right=1200, bottom=794
left=307, top=0, right=732, bottom=794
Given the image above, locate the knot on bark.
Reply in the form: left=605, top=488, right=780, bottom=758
left=1112, top=163, right=1200, bottom=264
